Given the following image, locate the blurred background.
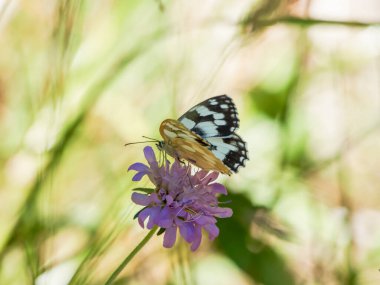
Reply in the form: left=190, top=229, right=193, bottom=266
left=1, top=0, right=380, bottom=284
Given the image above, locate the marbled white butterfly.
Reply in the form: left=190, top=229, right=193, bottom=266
left=157, top=95, right=248, bottom=175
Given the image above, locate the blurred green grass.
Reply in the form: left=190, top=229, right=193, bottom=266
left=1, top=0, right=380, bottom=284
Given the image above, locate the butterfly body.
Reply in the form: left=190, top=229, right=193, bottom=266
left=159, top=119, right=232, bottom=175
left=158, top=95, right=248, bottom=175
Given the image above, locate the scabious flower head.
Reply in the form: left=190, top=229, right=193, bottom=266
left=128, top=146, right=233, bottom=251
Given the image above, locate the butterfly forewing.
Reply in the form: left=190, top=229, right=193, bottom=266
left=178, top=95, right=239, bottom=138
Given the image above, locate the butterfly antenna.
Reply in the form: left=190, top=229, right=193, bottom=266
left=124, top=137, right=160, bottom=146
left=142, top=136, right=160, bottom=142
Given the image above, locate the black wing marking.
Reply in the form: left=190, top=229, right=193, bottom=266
left=206, top=134, right=248, bottom=173
left=178, top=95, right=239, bottom=138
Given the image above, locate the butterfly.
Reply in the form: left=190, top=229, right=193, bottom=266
left=157, top=95, right=248, bottom=175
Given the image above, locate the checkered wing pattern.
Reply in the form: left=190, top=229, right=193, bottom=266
left=160, top=95, right=248, bottom=174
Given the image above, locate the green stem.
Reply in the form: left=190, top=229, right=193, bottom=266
left=104, top=226, right=158, bottom=285
left=259, top=16, right=379, bottom=28
left=242, top=16, right=380, bottom=32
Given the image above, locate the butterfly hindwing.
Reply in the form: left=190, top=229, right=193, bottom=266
left=207, top=134, right=248, bottom=172
left=178, top=95, right=239, bottom=138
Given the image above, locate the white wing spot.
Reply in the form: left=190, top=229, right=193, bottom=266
left=220, top=104, right=228, bottom=109
left=163, top=129, right=176, bottom=139
left=181, top=117, right=196, bottom=129
left=195, top=121, right=218, bottom=136
left=213, top=151, right=225, bottom=161
left=214, top=113, right=225, bottom=119
left=207, top=137, right=239, bottom=152
left=215, top=119, right=226, bottom=126
left=214, top=144, right=238, bottom=153
left=196, top=106, right=216, bottom=116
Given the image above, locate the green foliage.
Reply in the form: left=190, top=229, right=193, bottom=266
left=216, top=193, right=295, bottom=285
left=0, top=0, right=379, bottom=284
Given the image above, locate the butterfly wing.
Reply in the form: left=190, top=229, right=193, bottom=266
left=159, top=119, right=232, bottom=175
left=207, top=134, right=248, bottom=173
left=171, top=137, right=232, bottom=175
left=178, top=95, right=239, bottom=138
left=178, top=95, right=248, bottom=173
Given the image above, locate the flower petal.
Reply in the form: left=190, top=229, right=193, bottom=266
left=157, top=207, right=173, bottom=228
left=132, top=171, right=149, bottom=181
left=150, top=193, right=161, bottom=204
left=208, top=183, right=227, bottom=195
left=195, top=215, right=216, bottom=225
left=213, top=207, right=233, bottom=218
left=190, top=225, right=202, bottom=251
left=194, top=170, right=208, bottom=181
left=146, top=206, right=160, bottom=229
left=131, top=193, right=152, bottom=206
left=144, top=146, right=159, bottom=169
left=163, top=226, right=177, bottom=248
left=179, top=223, right=195, bottom=243
left=128, top=162, right=149, bottom=172
left=137, top=208, right=151, bottom=228
left=165, top=194, right=174, bottom=205
left=203, top=223, right=219, bottom=240
left=202, top=172, right=219, bottom=184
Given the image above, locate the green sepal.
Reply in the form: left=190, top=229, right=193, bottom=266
left=157, top=227, right=166, bottom=236
left=132, top=187, right=154, bottom=194
left=133, top=206, right=148, bottom=219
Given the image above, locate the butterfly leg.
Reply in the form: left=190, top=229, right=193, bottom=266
left=184, top=163, right=196, bottom=189
left=174, top=154, right=186, bottom=164
left=158, top=148, right=165, bottom=167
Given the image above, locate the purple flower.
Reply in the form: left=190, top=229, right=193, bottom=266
left=128, top=146, right=233, bottom=251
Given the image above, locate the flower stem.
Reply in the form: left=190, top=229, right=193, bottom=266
left=104, top=226, right=158, bottom=285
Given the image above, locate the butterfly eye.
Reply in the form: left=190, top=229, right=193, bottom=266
left=156, top=141, right=164, bottom=150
